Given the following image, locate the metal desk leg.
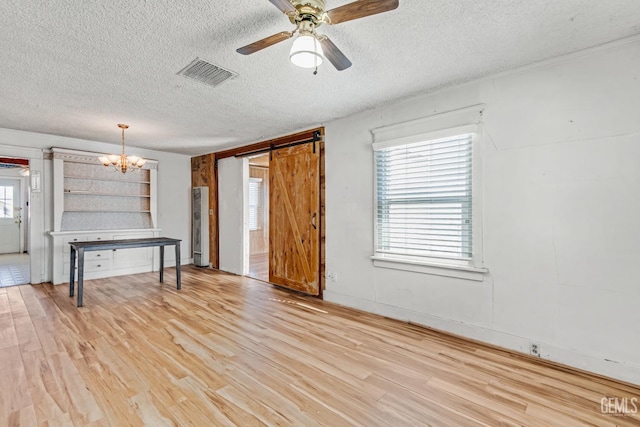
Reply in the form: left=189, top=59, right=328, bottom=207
left=175, top=243, right=181, bottom=290
left=69, top=247, right=76, bottom=297
left=159, top=245, right=164, bottom=283
left=77, top=248, right=85, bottom=307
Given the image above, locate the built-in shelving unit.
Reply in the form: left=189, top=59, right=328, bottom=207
left=49, top=147, right=161, bottom=284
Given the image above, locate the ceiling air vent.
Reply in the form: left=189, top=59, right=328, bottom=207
left=177, top=57, right=237, bottom=88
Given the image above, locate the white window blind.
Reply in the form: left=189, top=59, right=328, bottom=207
left=375, top=133, right=473, bottom=261
left=248, top=178, right=263, bottom=231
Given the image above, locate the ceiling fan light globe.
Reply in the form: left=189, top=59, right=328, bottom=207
left=290, top=35, right=324, bottom=68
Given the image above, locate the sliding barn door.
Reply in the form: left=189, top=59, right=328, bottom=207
left=269, top=143, right=320, bottom=295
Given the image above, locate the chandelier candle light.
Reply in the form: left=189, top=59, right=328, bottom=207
left=98, top=124, right=146, bottom=174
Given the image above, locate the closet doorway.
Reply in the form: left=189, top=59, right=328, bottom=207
left=247, top=154, right=269, bottom=282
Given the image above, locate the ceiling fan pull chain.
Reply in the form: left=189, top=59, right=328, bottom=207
left=313, top=36, right=319, bottom=75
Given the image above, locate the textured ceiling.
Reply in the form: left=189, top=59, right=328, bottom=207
left=1, top=0, right=639, bottom=155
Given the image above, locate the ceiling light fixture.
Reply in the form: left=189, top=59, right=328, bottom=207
left=98, top=124, right=146, bottom=174
left=290, top=33, right=324, bottom=68
left=289, top=19, right=323, bottom=70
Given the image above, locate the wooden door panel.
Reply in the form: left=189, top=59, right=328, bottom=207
left=269, top=143, right=319, bottom=295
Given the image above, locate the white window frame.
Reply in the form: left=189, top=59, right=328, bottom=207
left=248, top=177, right=263, bottom=231
left=371, top=105, right=487, bottom=281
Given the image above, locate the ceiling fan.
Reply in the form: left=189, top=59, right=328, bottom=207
left=237, top=0, right=399, bottom=71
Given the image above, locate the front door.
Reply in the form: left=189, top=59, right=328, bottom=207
left=269, top=143, right=320, bottom=295
left=0, top=179, right=21, bottom=254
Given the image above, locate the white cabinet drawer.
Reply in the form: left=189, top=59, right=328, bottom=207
left=113, top=247, right=151, bottom=269
left=85, top=260, right=111, bottom=272
left=62, top=236, right=87, bottom=253
left=87, top=234, right=110, bottom=242
left=111, top=233, right=153, bottom=269
left=63, top=260, right=112, bottom=275
left=85, top=250, right=112, bottom=261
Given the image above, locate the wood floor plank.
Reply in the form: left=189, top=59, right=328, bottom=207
left=5, top=405, right=38, bottom=427
left=0, top=312, right=19, bottom=350
left=20, top=349, right=77, bottom=426
left=6, top=286, right=29, bottom=316
left=0, top=293, right=11, bottom=315
left=1, top=266, right=638, bottom=426
left=0, top=345, right=33, bottom=422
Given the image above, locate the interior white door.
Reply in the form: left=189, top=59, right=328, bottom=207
left=0, top=179, right=21, bottom=254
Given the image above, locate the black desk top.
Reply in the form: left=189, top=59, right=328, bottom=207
left=69, top=237, right=181, bottom=251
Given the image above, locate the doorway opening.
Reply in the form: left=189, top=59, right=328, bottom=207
left=247, top=154, right=269, bottom=282
left=0, top=156, right=30, bottom=287
left=209, top=127, right=324, bottom=296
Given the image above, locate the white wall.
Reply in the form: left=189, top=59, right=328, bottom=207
left=324, top=37, right=640, bottom=384
left=218, top=156, right=247, bottom=275
left=0, top=128, right=192, bottom=282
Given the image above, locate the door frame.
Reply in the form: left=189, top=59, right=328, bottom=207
left=0, top=142, right=45, bottom=284
left=206, top=127, right=326, bottom=296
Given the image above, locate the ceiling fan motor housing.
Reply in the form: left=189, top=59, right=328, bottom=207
left=288, top=0, right=327, bottom=26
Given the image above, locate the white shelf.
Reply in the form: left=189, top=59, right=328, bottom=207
left=64, top=191, right=151, bottom=198
left=64, top=176, right=151, bottom=184
left=64, top=210, right=152, bottom=213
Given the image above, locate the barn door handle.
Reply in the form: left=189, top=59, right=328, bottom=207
left=311, top=212, right=317, bottom=229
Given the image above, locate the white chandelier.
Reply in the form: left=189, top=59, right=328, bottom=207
left=98, top=124, right=146, bottom=173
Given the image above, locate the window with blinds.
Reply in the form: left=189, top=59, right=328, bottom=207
left=248, top=178, right=263, bottom=231
left=375, top=133, right=473, bottom=261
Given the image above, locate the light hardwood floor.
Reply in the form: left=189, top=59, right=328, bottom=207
left=248, top=252, right=268, bottom=282
left=1, top=266, right=638, bottom=426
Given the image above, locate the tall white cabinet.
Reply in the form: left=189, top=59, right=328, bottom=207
left=49, top=148, right=160, bottom=284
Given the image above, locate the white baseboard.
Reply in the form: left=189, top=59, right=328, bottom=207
left=324, top=290, right=640, bottom=386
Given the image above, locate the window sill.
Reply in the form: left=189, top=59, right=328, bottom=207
left=371, top=255, right=488, bottom=281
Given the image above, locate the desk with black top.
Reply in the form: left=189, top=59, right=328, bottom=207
left=69, top=237, right=182, bottom=307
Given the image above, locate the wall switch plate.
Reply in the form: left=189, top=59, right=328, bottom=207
left=326, top=271, right=338, bottom=282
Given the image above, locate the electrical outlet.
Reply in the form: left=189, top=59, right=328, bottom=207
left=326, top=271, right=338, bottom=282
left=530, top=343, right=540, bottom=357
